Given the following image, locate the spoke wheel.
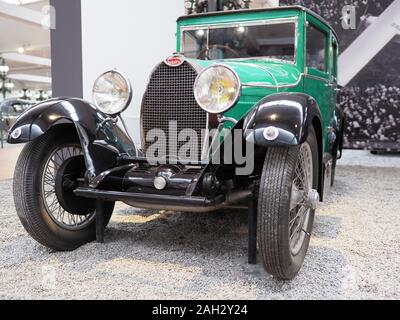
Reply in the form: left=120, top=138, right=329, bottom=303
left=41, top=144, right=95, bottom=231
left=289, top=142, right=313, bottom=255
left=13, top=128, right=114, bottom=251
left=258, top=127, right=319, bottom=280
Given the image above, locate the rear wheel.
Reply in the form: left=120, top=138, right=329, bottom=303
left=13, top=129, right=114, bottom=251
left=258, top=127, right=319, bottom=280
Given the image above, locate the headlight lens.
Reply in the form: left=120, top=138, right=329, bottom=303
left=92, top=70, right=132, bottom=116
left=194, top=65, right=241, bottom=114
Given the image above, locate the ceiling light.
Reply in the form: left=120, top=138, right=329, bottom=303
left=237, top=26, right=246, bottom=34
left=196, top=29, right=205, bottom=38
left=0, top=58, right=9, bottom=76
left=1, top=0, right=44, bottom=5
left=5, top=80, right=14, bottom=90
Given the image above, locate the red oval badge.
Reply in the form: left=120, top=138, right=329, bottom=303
left=165, top=55, right=184, bottom=67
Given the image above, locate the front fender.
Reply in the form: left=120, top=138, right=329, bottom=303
left=8, top=98, right=137, bottom=178
left=243, top=93, right=322, bottom=147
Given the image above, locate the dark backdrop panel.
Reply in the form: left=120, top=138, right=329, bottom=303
left=50, top=0, right=83, bottom=98
left=280, top=0, right=400, bottom=150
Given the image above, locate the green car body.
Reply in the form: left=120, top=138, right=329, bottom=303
left=8, top=6, right=346, bottom=280
left=178, top=6, right=341, bottom=155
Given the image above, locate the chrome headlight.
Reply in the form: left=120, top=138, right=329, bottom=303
left=194, top=65, right=241, bottom=114
left=92, top=70, right=132, bottom=116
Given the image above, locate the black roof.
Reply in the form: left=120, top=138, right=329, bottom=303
left=177, top=5, right=338, bottom=39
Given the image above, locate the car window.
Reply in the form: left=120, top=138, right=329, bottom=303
left=306, top=24, right=327, bottom=72
left=182, top=22, right=296, bottom=62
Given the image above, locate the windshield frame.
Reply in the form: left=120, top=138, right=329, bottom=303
left=180, top=17, right=299, bottom=65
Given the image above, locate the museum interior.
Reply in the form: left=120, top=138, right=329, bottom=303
left=0, top=0, right=399, bottom=300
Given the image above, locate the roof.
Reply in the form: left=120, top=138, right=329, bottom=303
left=177, top=5, right=338, bottom=39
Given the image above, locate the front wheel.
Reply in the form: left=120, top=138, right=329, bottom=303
left=258, top=127, right=319, bottom=280
left=13, top=129, right=114, bottom=251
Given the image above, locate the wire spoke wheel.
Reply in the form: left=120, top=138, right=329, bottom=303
left=14, top=130, right=115, bottom=251
left=289, top=142, right=313, bottom=255
left=258, top=127, right=318, bottom=280
left=41, top=144, right=95, bottom=231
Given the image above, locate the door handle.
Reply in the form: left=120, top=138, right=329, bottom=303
left=325, top=83, right=340, bottom=91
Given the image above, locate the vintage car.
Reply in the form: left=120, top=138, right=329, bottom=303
left=8, top=6, right=344, bottom=280
left=0, top=99, right=32, bottom=132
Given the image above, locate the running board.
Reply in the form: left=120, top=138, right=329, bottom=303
left=75, top=188, right=227, bottom=213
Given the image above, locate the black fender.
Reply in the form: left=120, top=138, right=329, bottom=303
left=7, top=98, right=137, bottom=179
left=243, top=92, right=324, bottom=199
left=243, top=93, right=323, bottom=147
left=333, top=105, right=346, bottom=160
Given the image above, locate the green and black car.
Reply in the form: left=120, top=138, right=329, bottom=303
left=8, top=6, right=345, bottom=280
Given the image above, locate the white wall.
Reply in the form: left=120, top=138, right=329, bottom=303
left=80, top=0, right=184, bottom=145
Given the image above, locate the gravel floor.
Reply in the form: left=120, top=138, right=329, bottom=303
left=0, top=162, right=399, bottom=299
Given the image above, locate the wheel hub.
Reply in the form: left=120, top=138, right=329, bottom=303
left=55, top=156, right=95, bottom=215
left=307, top=189, right=320, bottom=210
left=290, top=184, right=304, bottom=211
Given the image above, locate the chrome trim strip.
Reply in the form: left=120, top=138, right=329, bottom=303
left=187, top=59, right=210, bottom=162
left=304, top=73, right=329, bottom=82
left=180, top=18, right=299, bottom=65
left=243, top=73, right=304, bottom=89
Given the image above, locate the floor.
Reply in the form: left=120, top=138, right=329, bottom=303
left=0, top=144, right=23, bottom=181
left=0, top=144, right=399, bottom=299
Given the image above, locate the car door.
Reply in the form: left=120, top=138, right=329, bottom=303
left=304, top=18, right=331, bottom=152
left=329, top=36, right=339, bottom=127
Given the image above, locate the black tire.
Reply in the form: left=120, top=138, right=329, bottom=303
left=258, top=127, right=319, bottom=280
left=13, top=129, right=114, bottom=251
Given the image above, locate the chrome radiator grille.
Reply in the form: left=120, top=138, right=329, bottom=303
left=141, top=61, right=207, bottom=161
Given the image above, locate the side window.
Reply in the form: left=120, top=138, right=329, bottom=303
left=306, top=24, right=327, bottom=72
left=182, top=29, right=207, bottom=59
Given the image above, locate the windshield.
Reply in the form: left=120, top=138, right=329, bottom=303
left=181, top=21, right=296, bottom=62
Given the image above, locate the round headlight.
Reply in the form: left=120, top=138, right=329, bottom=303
left=194, top=65, right=241, bottom=114
left=92, top=70, right=132, bottom=116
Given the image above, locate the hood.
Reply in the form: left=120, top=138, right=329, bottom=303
left=187, top=58, right=302, bottom=88
left=186, top=58, right=303, bottom=129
